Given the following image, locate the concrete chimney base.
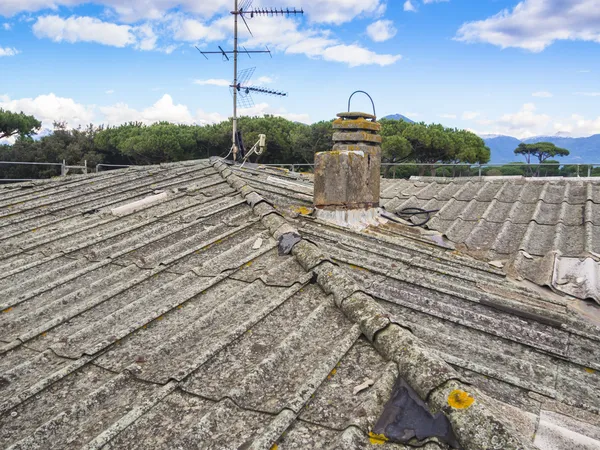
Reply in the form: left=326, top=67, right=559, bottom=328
left=314, top=207, right=381, bottom=230
left=313, top=146, right=381, bottom=210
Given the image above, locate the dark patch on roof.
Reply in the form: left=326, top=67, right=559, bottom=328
left=374, top=377, right=460, bottom=448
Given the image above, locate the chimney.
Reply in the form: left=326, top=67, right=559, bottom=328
left=313, top=110, right=381, bottom=228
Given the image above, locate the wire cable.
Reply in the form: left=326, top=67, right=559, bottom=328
left=391, top=207, right=440, bottom=227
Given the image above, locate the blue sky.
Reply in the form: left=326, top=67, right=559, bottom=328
left=1, top=0, right=599, bottom=138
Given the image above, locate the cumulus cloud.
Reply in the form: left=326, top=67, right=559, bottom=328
left=366, top=19, right=397, bottom=42
left=439, top=113, right=457, bottom=119
left=100, top=94, right=195, bottom=125
left=256, top=76, right=273, bottom=84
left=2, top=23, right=11, bottom=30
left=575, top=92, right=600, bottom=96
left=319, top=44, right=401, bottom=66
left=456, top=0, right=600, bottom=52
left=238, top=15, right=401, bottom=67
left=466, top=103, right=600, bottom=138
left=404, top=1, right=417, bottom=12
left=27, top=8, right=399, bottom=66
left=33, top=15, right=137, bottom=47
left=0, top=93, right=95, bottom=129
left=105, top=90, right=114, bottom=94
left=0, top=92, right=311, bottom=130
left=0, top=46, right=18, bottom=56
left=1, top=0, right=385, bottom=24
left=193, top=79, right=230, bottom=87
left=532, top=91, right=553, bottom=98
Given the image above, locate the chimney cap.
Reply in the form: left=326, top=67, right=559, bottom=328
left=337, top=111, right=376, bottom=121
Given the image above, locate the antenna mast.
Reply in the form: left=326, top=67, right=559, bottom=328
left=197, top=1, right=304, bottom=161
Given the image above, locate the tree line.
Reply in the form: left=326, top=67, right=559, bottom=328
left=1, top=108, right=494, bottom=179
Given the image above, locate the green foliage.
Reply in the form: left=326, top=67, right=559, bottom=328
left=514, top=142, right=569, bottom=164
left=1, top=113, right=493, bottom=180
left=0, top=109, right=42, bottom=140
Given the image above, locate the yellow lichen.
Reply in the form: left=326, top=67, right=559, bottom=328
left=368, top=432, right=388, bottom=445
left=327, top=368, right=337, bottom=380
left=585, top=368, right=596, bottom=374
left=292, top=206, right=313, bottom=215
left=2, top=307, right=12, bottom=313
left=447, top=389, right=475, bottom=409
left=270, top=445, right=278, bottom=450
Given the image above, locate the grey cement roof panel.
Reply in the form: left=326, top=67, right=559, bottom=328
left=101, top=393, right=273, bottom=450
left=2, top=161, right=600, bottom=449
left=299, top=338, right=392, bottom=430
left=555, top=360, right=600, bottom=414
left=0, top=363, right=115, bottom=447
left=381, top=178, right=600, bottom=302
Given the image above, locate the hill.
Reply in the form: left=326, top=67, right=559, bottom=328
left=382, top=114, right=415, bottom=123
left=483, top=134, right=600, bottom=164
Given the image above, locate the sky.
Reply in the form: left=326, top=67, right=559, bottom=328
left=0, top=0, right=599, bottom=139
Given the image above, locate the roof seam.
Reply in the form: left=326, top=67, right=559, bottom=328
left=209, top=157, right=538, bottom=450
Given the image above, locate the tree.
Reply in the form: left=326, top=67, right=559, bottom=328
left=514, top=142, right=569, bottom=164
left=0, top=109, right=42, bottom=140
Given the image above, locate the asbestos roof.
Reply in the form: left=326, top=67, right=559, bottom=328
left=380, top=177, right=600, bottom=303
left=1, top=161, right=600, bottom=450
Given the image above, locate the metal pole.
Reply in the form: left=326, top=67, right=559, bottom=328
left=232, top=0, right=239, bottom=161
left=588, top=165, right=592, bottom=177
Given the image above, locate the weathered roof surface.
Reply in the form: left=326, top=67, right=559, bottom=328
left=1, top=161, right=599, bottom=450
left=380, top=177, right=600, bottom=303
left=225, top=164, right=600, bottom=449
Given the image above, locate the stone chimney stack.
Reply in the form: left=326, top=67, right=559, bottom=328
left=313, top=111, right=381, bottom=228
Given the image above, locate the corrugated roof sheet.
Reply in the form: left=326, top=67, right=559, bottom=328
left=223, top=164, right=600, bottom=449
left=380, top=177, right=600, bottom=302
left=1, top=161, right=599, bottom=450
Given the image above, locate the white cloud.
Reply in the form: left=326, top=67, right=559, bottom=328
left=462, top=111, right=480, bottom=120
left=578, top=69, right=591, bottom=73
left=0, top=93, right=95, bottom=129
left=468, top=103, right=600, bottom=139
left=320, top=44, right=401, bottom=66
left=1, top=0, right=384, bottom=24
left=575, top=92, right=600, bottom=96
left=105, top=90, right=114, bottom=94
left=193, top=78, right=230, bottom=87
left=171, top=15, right=227, bottom=42
left=33, top=15, right=136, bottom=47
left=404, top=1, right=417, bottom=12
left=439, top=113, right=457, bottom=119
left=366, top=19, right=397, bottom=42
left=456, top=0, right=600, bottom=52
left=532, top=91, right=553, bottom=98
left=100, top=94, right=195, bottom=125
left=26, top=7, right=398, bottom=66
left=553, top=114, right=600, bottom=137
left=31, top=15, right=169, bottom=51
left=2, top=23, right=11, bottom=30
left=238, top=15, right=401, bottom=67
left=256, top=76, right=273, bottom=84
left=0, top=46, right=18, bottom=56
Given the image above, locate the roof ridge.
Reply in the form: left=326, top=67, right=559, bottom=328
left=210, top=158, right=538, bottom=450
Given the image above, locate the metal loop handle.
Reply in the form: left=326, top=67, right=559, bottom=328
left=347, top=90, right=376, bottom=119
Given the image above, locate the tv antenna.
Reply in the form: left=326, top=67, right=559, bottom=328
left=196, top=0, right=304, bottom=160
left=232, top=67, right=287, bottom=109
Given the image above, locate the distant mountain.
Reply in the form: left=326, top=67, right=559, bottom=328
left=482, top=133, right=600, bottom=164
left=382, top=114, right=414, bottom=123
